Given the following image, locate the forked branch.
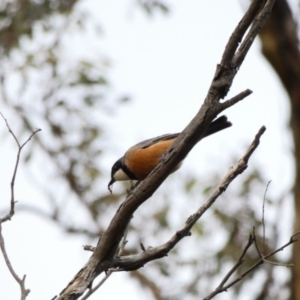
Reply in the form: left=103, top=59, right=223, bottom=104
left=110, top=126, right=266, bottom=271
left=0, top=112, right=41, bottom=300
left=56, top=1, right=276, bottom=299
left=203, top=229, right=300, bottom=300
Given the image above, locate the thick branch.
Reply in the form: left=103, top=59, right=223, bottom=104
left=56, top=1, right=275, bottom=299
left=111, top=126, right=266, bottom=271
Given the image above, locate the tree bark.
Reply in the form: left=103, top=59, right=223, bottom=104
left=259, top=1, right=300, bottom=299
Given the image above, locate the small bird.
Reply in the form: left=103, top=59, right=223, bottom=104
left=108, top=115, right=231, bottom=193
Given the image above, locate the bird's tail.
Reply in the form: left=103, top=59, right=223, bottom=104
left=204, top=115, right=232, bottom=137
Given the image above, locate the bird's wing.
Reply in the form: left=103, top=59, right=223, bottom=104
left=129, top=115, right=231, bottom=150
left=130, top=133, right=180, bottom=150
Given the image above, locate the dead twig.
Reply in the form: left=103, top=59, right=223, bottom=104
left=262, top=180, right=272, bottom=252
left=203, top=229, right=300, bottom=300
left=0, top=113, right=41, bottom=300
left=0, top=112, right=41, bottom=223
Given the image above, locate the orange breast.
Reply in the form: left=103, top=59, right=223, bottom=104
left=125, top=139, right=175, bottom=180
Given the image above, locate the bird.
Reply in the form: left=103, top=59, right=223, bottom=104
left=108, top=115, right=231, bottom=193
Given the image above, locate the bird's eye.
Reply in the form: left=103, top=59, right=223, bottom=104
left=112, top=159, right=121, bottom=174
left=112, top=163, right=118, bottom=173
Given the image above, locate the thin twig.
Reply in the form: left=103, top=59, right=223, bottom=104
left=215, top=234, right=255, bottom=290
left=0, top=112, right=41, bottom=223
left=262, top=180, right=272, bottom=252
left=220, top=89, right=252, bottom=110
left=0, top=223, right=30, bottom=299
left=253, top=226, right=263, bottom=258
left=0, top=114, right=40, bottom=300
left=83, top=245, right=96, bottom=252
left=254, top=200, right=293, bottom=267
left=203, top=230, right=299, bottom=300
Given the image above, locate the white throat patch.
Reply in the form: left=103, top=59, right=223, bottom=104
left=113, top=169, right=130, bottom=181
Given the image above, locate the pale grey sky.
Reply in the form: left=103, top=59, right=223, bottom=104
left=0, top=1, right=294, bottom=299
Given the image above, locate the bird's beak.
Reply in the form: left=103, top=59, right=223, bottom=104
left=108, top=178, right=115, bottom=194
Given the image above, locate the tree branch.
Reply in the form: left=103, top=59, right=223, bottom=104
left=203, top=229, right=300, bottom=300
left=0, top=112, right=41, bottom=223
left=0, top=113, right=41, bottom=300
left=221, top=0, right=263, bottom=64
left=232, top=0, right=275, bottom=67
left=79, top=221, right=130, bottom=300
left=55, top=1, right=276, bottom=299
left=109, top=126, right=265, bottom=271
